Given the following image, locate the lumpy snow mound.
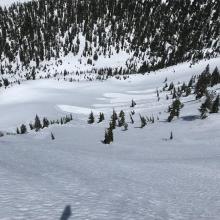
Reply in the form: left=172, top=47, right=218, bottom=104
left=0, top=57, right=220, bottom=219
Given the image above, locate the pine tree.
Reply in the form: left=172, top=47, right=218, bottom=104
left=210, top=95, right=219, bottom=113
left=199, top=103, right=208, bottom=119
left=111, top=110, right=118, bottom=129
left=43, top=117, right=50, bottom=128
left=34, top=115, right=42, bottom=131
left=51, top=132, right=55, bottom=140
left=130, top=99, right=136, bottom=108
left=211, top=67, right=220, bottom=87
left=103, top=127, right=113, bottom=144
left=124, top=123, right=128, bottom=131
left=88, top=111, right=95, bottom=124
left=98, top=112, right=105, bottom=123
left=195, top=65, right=211, bottom=99
left=168, top=99, right=184, bottom=122
left=29, top=123, right=34, bottom=130
left=199, top=93, right=213, bottom=119
left=16, top=127, right=20, bottom=134
left=118, top=110, right=125, bottom=127
left=170, top=132, right=173, bottom=140
left=130, top=114, right=134, bottom=124
left=140, top=114, right=147, bottom=128
left=20, top=124, right=27, bottom=134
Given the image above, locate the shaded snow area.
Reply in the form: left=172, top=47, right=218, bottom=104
left=0, top=57, right=220, bottom=219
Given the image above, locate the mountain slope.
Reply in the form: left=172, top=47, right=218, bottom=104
left=0, top=57, right=220, bottom=219
left=0, top=0, right=219, bottom=85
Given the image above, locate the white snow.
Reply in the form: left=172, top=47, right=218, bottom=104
left=0, top=0, right=30, bottom=7
left=0, top=57, right=220, bottom=219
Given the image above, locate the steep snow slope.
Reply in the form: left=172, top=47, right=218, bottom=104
left=0, top=57, right=220, bottom=219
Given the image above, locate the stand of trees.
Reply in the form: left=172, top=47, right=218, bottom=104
left=0, top=0, right=219, bottom=80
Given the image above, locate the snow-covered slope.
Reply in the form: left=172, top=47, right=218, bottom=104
left=0, top=57, right=220, bottom=219
left=0, top=0, right=30, bottom=6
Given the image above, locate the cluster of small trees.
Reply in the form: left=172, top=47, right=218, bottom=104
left=16, top=114, right=73, bottom=134
left=88, top=112, right=105, bottom=124
left=164, top=65, right=220, bottom=121
left=199, top=93, right=219, bottom=119
left=195, top=65, right=220, bottom=99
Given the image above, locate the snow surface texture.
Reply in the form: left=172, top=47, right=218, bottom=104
left=0, top=57, right=220, bottom=219
left=0, top=0, right=30, bottom=6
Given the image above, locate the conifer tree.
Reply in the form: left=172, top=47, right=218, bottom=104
left=130, top=99, right=136, bottom=108
left=88, top=111, right=95, bottom=124
left=168, top=99, right=184, bottom=122
left=210, top=95, right=219, bottom=113
left=98, top=112, right=105, bottom=123
left=43, top=117, right=50, bottom=128
left=211, top=67, right=220, bottom=87
left=34, top=115, right=42, bottom=131
left=16, top=127, right=20, bottom=134
left=195, top=65, right=211, bottom=99
left=140, top=114, right=147, bottom=128
left=118, top=110, right=125, bottom=127
left=111, top=110, right=118, bottom=129
left=103, top=127, right=113, bottom=144
left=199, top=93, right=213, bottom=119
left=51, top=132, right=55, bottom=140
left=170, top=131, right=173, bottom=140
left=130, top=114, right=134, bottom=124
left=20, top=124, right=27, bottom=134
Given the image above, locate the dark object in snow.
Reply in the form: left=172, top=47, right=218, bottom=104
left=60, top=205, right=72, bottom=220
left=170, top=132, right=173, bottom=140
left=51, top=132, right=55, bottom=140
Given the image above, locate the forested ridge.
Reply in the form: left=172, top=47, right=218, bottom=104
left=0, top=0, right=219, bottom=80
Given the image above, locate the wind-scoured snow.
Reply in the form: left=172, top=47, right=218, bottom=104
left=0, top=57, right=220, bottom=219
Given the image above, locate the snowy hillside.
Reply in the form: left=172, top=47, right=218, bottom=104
left=0, top=57, right=220, bottom=219
left=0, top=0, right=220, bottom=219
left=0, top=0, right=30, bottom=6
left=0, top=0, right=219, bottom=87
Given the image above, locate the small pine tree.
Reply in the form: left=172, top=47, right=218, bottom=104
left=130, top=99, right=136, bottom=107
left=34, top=115, right=42, bottom=131
left=211, top=67, right=220, bottom=87
left=140, top=114, right=147, bottom=128
left=111, top=110, right=118, bottom=129
left=88, top=111, right=95, bottom=124
left=168, top=99, right=184, bottom=122
left=43, top=117, right=50, bottom=128
left=124, top=123, right=128, bottom=131
left=118, top=110, right=125, bottom=127
left=195, top=65, right=211, bottom=99
left=130, top=114, right=134, bottom=124
left=103, top=128, right=113, bottom=144
left=16, top=127, right=20, bottom=134
left=170, top=131, right=173, bottom=140
left=51, top=132, right=55, bottom=140
left=199, top=103, right=208, bottom=119
left=29, top=123, right=34, bottom=130
left=168, top=82, right=174, bottom=91
left=98, top=112, right=105, bottom=123
left=210, top=95, right=219, bottom=113
left=20, top=124, right=27, bottom=134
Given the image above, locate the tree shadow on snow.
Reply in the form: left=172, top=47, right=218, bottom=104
left=181, top=115, right=200, bottom=121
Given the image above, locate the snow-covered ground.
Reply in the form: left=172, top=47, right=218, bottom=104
left=0, top=0, right=30, bottom=6
left=0, top=57, right=220, bottom=219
